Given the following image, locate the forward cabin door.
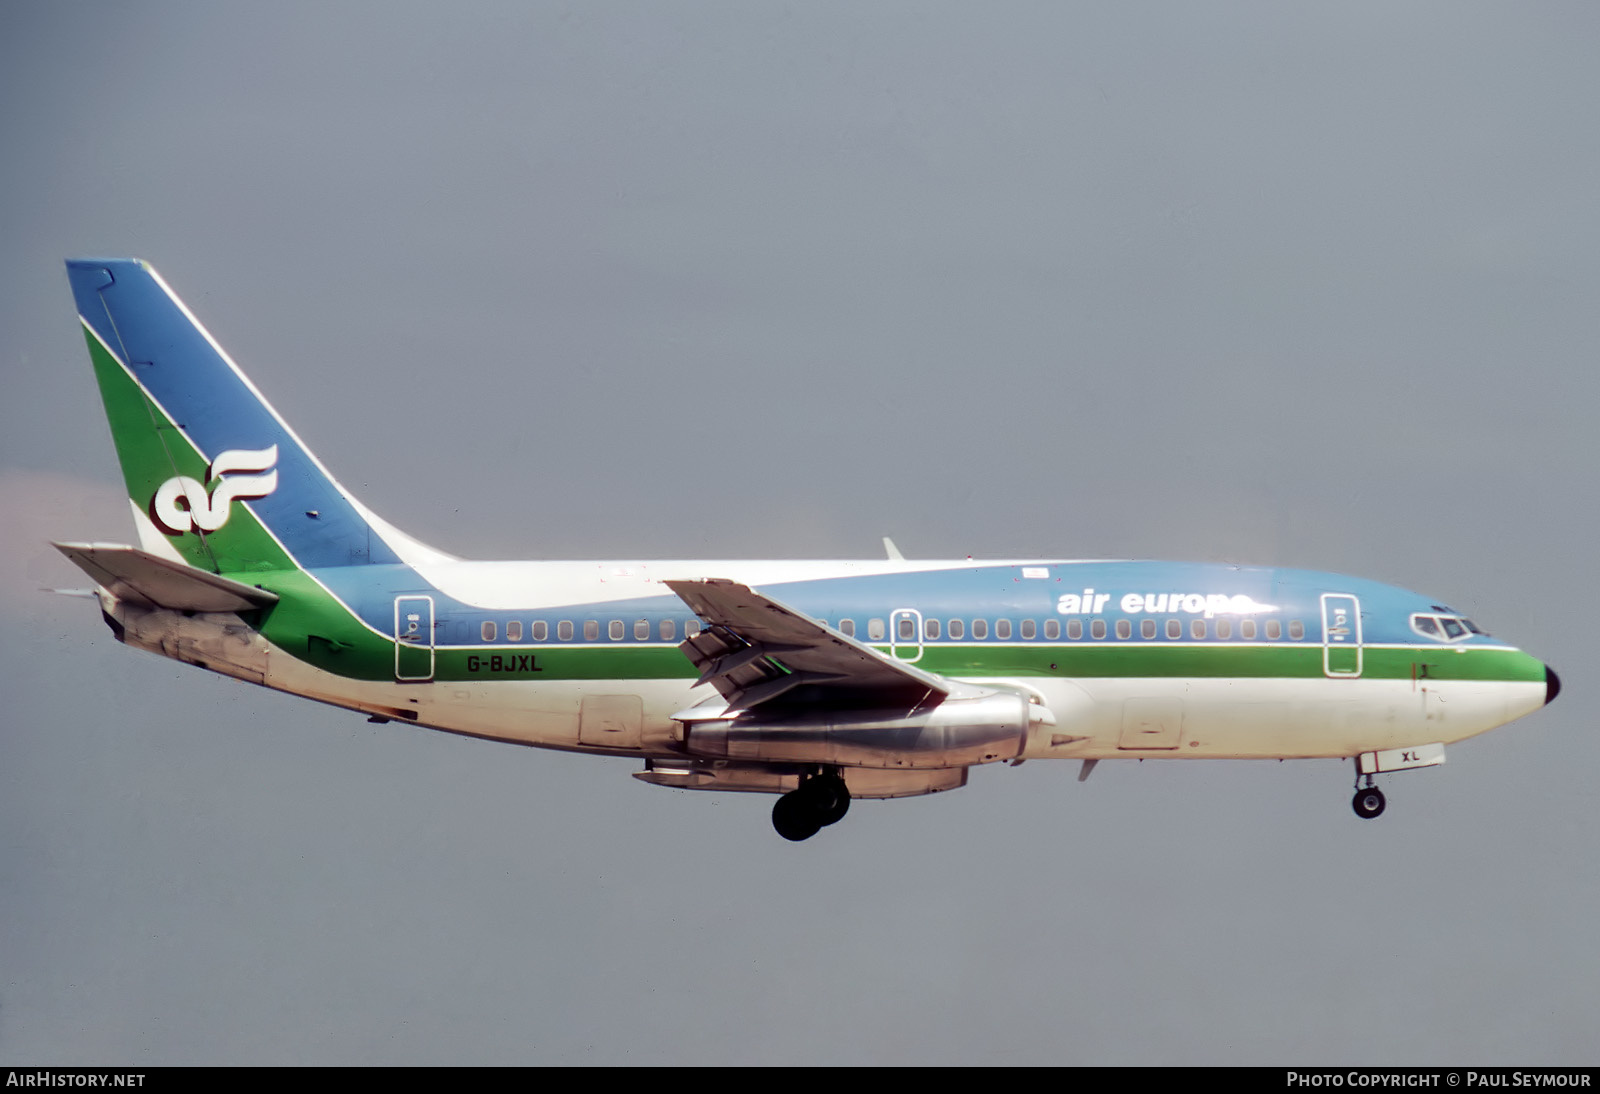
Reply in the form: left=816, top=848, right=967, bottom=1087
left=1320, top=593, right=1363, bottom=678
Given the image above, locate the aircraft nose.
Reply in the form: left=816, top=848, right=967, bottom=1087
left=1546, top=665, right=1561, bottom=706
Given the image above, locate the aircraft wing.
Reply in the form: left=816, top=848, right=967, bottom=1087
left=54, top=542, right=280, bottom=612
left=664, top=577, right=949, bottom=715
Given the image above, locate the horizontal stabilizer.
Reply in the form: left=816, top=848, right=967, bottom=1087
left=53, top=542, right=280, bottom=612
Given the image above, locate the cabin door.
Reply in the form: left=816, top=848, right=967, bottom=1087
left=394, top=595, right=435, bottom=682
left=1320, top=593, right=1362, bottom=678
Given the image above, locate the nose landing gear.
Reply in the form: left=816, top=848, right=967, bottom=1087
left=1351, top=759, right=1387, bottom=819
left=772, top=769, right=851, bottom=841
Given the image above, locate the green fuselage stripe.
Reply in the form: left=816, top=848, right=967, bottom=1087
left=431, top=643, right=1539, bottom=683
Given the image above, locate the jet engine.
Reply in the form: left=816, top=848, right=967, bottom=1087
left=677, top=689, right=1036, bottom=769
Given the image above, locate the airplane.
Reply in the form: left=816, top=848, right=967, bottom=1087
left=55, top=258, right=1560, bottom=841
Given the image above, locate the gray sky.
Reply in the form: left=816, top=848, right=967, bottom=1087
left=3, top=1, right=1597, bottom=1065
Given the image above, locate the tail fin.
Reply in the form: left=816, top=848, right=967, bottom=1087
left=65, top=258, right=451, bottom=574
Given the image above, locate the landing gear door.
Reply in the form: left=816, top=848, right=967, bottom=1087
left=395, top=595, right=435, bottom=682
left=1321, top=593, right=1362, bottom=678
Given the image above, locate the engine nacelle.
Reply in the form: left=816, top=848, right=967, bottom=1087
left=680, top=690, right=1033, bottom=769
left=634, top=760, right=970, bottom=799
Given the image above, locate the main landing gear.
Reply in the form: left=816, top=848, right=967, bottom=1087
left=1351, top=766, right=1386, bottom=820
left=772, top=769, right=851, bottom=842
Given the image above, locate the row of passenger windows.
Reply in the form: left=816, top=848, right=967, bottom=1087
left=475, top=616, right=1306, bottom=643
left=481, top=618, right=706, bottom=643
left=862, top=617, right=1303, bottom=641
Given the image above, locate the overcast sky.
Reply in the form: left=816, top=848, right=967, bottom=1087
left=3, top=1, right=1597, bottom=1065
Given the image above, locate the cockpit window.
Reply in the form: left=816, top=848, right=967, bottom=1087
left=1411, top=612, right=1481, bottom=643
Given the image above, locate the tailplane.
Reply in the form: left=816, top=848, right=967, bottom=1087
left=65, top=259, right=452, bottom=575
left=53, top=542, right=281, bottom=612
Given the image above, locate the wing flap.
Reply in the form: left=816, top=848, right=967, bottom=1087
left=664, top=577, right=948, bottom=714
left=54, top=542, right=279, bottom=612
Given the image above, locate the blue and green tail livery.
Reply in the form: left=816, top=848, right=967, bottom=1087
left=67, top=258, right=427, bottom=574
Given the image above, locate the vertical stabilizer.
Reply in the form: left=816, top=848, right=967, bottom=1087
left=65, top=258, right=451, bottom=574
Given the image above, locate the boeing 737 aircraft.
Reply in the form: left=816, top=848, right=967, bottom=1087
left=56, top=258, right=1559, bottom=840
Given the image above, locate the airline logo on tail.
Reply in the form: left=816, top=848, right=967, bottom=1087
left=149, top=445, right=279, bottom=535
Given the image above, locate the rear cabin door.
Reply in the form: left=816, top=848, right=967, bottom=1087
left=394, top=595, right=435, bottom=682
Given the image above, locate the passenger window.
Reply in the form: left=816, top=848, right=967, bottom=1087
left=1067, top=619, right=1083, bottom=640
left=925, top=618, right=941, bottom=640
left=1167, top=619, right=1182, bottom=639
left=898, top=617, right=915, bottom=640
left=868, top=618, right=886, bottom=641
left=1216, top=619, right=1231, bottom=640
left=1266, top=620, right=1282, bottom=640
left=1241, top=619, right=1257, bottom=640
left=558, top=620, right=574, bottom=641
left=1141, top=619, right=1156, bottom=639
left=840, top=618, right=856, bottom=638
left=1289, top=620, right=1304, bottom=640
left=1044, top=619, right=1060, bottom=640
left=609, top=620, right=624, bottom=641
left=996, top=619, right=1013, bottom=640
left=1115, top=619, right=1131, bottom=639
left=506, top=620, right=523, bottom=643
left=659, top=619, right=675, bottom=642
left=972, top=619, right=988, bottom=640
left=532, top=620, right=548, bottom=641
left=584, top=620, right=599, bottom=641
left=685, top=619, right=701, bottom=638
left=482, top=620, right=497, bottom=642
left=1091, top=619, right=1106, bottom=640
left=1021, top=619, right=1036, bottom=640
left=948, top=619, right=964, bottom=640
left=1191, top=619, right=1206, bottom=639
left=634, top=619, right=649, bottom=640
